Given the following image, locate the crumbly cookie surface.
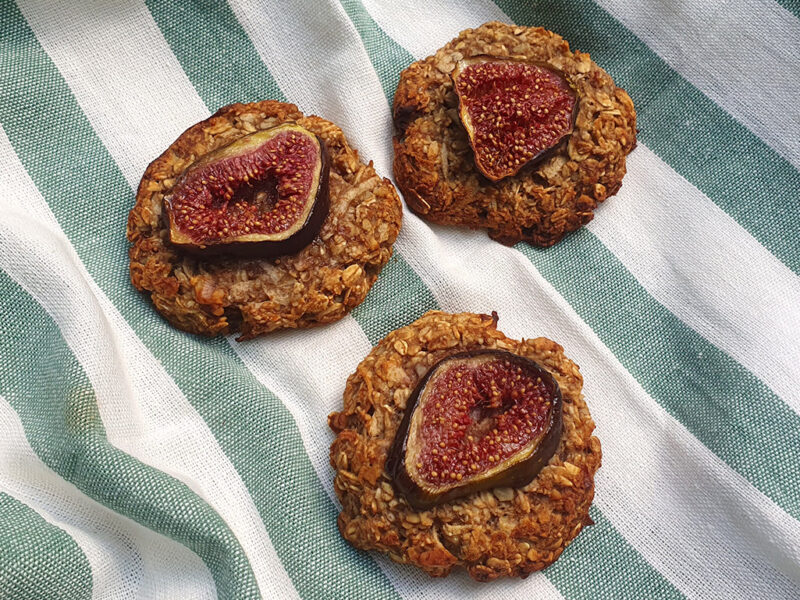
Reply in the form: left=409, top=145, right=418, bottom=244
left=127, top=101, right=402, bottom=339
left=329, top=311, right=601, bottom=581
left=393, top=22, right=636, bottom=247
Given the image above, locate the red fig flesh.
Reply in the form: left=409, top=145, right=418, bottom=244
left=165, top=123, right=329, bottom=257
left=388, top=350, right=562, bottom=509
left=452, top=57, right=577, bottom=181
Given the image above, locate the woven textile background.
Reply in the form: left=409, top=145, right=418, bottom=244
left=1, top=0, right=799, bottom=598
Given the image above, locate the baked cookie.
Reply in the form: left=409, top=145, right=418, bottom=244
left=128, top=101, right=402, bottom=340
left=329, top=311, right=601, bottom=581
left=393, top=22, right=636, bottom=247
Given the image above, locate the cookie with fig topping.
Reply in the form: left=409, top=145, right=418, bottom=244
left=393, top=21, right=636, bottom=247
left=329, top=311, right=601, bottom=581
left=127, top=100, right=402, bottom=340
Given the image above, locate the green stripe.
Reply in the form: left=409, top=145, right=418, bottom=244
left=333, top=2, right=686, bottom=598
left=0, top=492, right=92, bottom=600
left=0, top=272, right=252, bottom=599
left=0, top=4, right=400, bottom=599
left=494, top=0, right=800, bottom=274
left=776, top=0, right=800, bottom=20
left=341, top=0, right=800, bottom=521
left=146, top=0, right=286, bottom=110
left=547, top=506, right=682, bottom=599
left=351, top=254, right=438, bottom=345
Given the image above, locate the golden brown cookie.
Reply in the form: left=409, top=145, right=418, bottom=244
left=128, top=101, right=402, bottom=340
left=393, top=22, right=636, bottom=247
left=329, top=311, right=601, bottom=581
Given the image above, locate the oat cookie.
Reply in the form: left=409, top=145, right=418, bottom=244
left=393, top=22, right=636, bottom=247
left=128, top=101, right=402, bottom=339
left=329, top=311, right=601, bottom=580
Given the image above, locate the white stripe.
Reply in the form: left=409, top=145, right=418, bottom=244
left=262, top=0, right=800, bottom=596
left=0, top=396, right=216, bottom=600
left=15, top=0, right=209, bottom=188
left=595, top=0, right=800, bottom=168
left=234, top=318, right=371, bottom=495
left=0, top=126, right=299, bottom=600
left=360, top=0, right=507, bottom=58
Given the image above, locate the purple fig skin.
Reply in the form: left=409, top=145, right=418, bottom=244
left=387, top=349, right=563, bottom=510
left=165, top=132, right=330, bottom=259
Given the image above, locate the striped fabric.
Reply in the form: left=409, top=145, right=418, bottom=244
left=1, top=0, right=798, bottom=597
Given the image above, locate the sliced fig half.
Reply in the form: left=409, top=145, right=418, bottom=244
left=387, top=349, right=562, bottom=510
left=165, top=123, right=329, bottom=257
left=452, top=56, right=577, bottom=182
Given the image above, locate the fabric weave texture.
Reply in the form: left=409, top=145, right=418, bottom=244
left=0, top=0, right=799, bottom=598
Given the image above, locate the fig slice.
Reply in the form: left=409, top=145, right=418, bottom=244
left=452, top=56, right=577, bottom=182
left=165, top=123, right=329, bottom=257
left=387, top=349, right=562, bottom=510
